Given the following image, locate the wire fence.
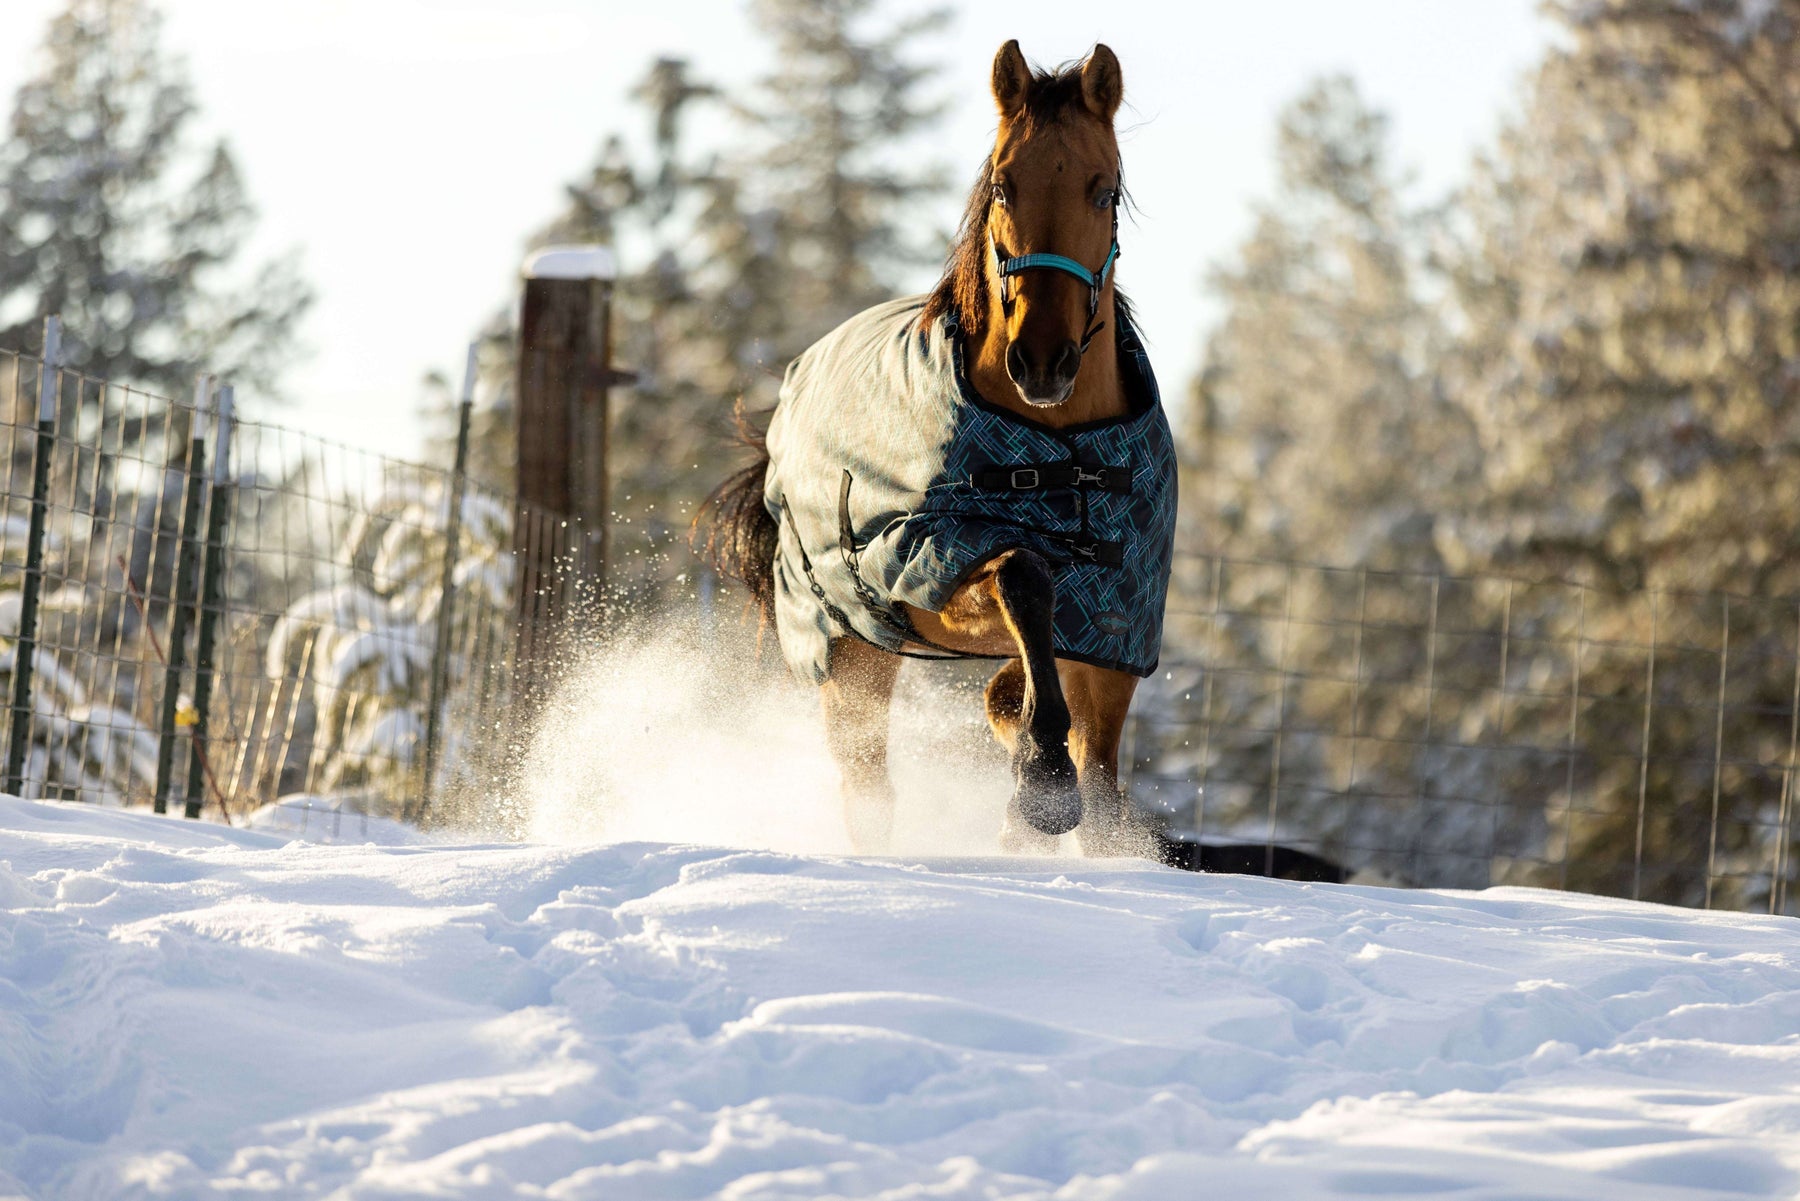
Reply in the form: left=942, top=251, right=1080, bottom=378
left=0, top=327, right=592, bottom=826
left=1126, top=556, right=1800, bottom=915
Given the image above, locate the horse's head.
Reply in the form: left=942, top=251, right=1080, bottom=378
left=984, top=40, right=1124, bottom=407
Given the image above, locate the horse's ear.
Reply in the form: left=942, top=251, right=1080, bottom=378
left=1081, top=44, right=1123, bottom=122
left=992, top=39, right=1031, bottom=119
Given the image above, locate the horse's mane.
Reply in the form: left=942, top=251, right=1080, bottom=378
left=920, top=61, right=1135, bottom=340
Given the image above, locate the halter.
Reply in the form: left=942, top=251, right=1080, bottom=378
left=989, top=209, right=1121, bottom=355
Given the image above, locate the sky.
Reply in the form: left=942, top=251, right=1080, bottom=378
left=0, top=0, right=1553, bottom=465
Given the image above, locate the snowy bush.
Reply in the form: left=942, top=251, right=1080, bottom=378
left=265, top=478, right=512, bottom=808
left=0, top=577, right=158, bottom=804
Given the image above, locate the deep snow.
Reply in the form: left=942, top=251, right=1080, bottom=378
left=3, top=796, right=1800, bottom=1199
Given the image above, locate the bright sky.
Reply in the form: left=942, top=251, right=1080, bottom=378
left=0, top=0, right=1551, bottom=464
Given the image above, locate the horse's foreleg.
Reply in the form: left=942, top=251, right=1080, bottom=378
left=821, top=637, right=902, bottom=852
left=938, top=550, right=1082, bottom=842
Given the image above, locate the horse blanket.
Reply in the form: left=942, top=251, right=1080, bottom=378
left=763, top=296, right=1178, bottom=686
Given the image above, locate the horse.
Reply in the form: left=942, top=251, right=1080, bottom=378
left=700, top=40, right=1182, bottom=860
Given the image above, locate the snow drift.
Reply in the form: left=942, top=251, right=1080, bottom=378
left=3, top=795, right=1799, bottom=1198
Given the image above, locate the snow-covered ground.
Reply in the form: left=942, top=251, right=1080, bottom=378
left=4, top=795, right=1800, bottom=1199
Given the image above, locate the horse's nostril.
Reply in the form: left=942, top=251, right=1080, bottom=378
left=1053, top=340, right=1081, bottom=383
left=1005, top=342, right=1029, bottom=385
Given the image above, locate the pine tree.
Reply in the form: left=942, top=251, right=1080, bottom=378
left=1435, top=0, right=1800, bottom=906
left=742, top=0, right=948, bottom=352
left=1446, top=0, right=1800, bottom=596
left=1187, top=76, right=1469, bottom=571
left=1145, top=80, right=1492, bottom=872
left=532, top=57, right=755, bottom=589
left=0, top=0, right=309, bottom=399
left=437, top=4, right=951, bottom=600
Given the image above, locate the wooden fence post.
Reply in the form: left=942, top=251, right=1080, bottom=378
left=514, top=246, right=631, bottom=678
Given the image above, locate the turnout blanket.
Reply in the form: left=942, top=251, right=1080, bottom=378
left=764, top=296, right=1178, bottom=686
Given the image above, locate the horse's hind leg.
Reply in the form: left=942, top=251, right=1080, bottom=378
left=1060, top=661, right=1149, bottom=857
left=983, top=659, right=1025, bottom=752
left=821, top=637, right=902, bottom=852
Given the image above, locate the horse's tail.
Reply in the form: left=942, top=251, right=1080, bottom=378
left=694, top=400, right=779, bottom=628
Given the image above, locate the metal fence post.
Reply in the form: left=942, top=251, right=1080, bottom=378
left=153, top=378, right=211, bottom=815
left=184, top=384, right=234, bottom=819
left=413, top=344, right=478, bottom=824
left=4, top=316, right=61, bottom=797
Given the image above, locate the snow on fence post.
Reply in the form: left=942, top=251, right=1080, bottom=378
left=153, top=377, right=212, bottom=815
left=3, top=316, right=61, bottom=797
left=413, top=344, right=478, bottom=824
left=183, top=384, right=235, bottom=820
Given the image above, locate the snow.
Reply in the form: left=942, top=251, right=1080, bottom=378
left=240, top=794, right=435, bottom=847
left=522, top=244, right=618, bottom=281
left=4, top=794, right=1800, bottom=1199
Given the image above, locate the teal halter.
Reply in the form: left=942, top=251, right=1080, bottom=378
left=990, top=222, right=1121, bottom=354
left=995, top=242, right=1119, bottom=298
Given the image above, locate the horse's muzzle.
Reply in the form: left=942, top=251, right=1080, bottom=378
left=1006, top=339, right=1080, bottom=407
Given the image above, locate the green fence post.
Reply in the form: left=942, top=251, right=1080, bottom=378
left=153, top=378, right=211, bottom=815
left=184, top=384, right=234, bottom=819
left=413, top=344, right=478, bottom=825
left=3, top=316, right=61, bottom=797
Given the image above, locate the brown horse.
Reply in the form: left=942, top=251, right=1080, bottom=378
left=702, top=40, right=1176, bottom=859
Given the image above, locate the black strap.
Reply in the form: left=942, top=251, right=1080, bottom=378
left=973, top=462, right=1131, bottom=494
left=1061, top=537, right=1124, bottom=567
left=837, top=470, right=916, bottom=640
left=837, top=470, right=857, bottom=554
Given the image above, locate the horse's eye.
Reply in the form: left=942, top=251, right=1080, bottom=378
left=1095, top=189, right=1117, bottom=211
left=990, top=184, right=1008, bottom=207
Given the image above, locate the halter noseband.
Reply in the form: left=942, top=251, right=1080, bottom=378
left=989, top=211, right=1121, bottom=355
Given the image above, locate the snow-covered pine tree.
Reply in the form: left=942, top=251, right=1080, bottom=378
left=1447, top=0, right=1800, bottom=597
left=0, top=0, right=308, bottom=807
left=434, top=7, right=950, bottom=602
left=0, top=0, right=309, bottom=399
left=535, top=58, right=750, bottom=591
left=1141, top=79, right=1513, bottom=881
left=1186, top=76, right=1469, bottom=571
left=1436, top=0, right=1800, bottom=905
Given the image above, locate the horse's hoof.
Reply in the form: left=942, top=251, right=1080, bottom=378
left=1016, top=778, right=1082, bottom=836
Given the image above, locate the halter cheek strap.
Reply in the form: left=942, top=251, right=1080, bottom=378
left=990, top=227, right=1121, bottom=354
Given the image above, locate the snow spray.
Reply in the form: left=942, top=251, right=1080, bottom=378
left=508, top=611, right=1020, bottom=857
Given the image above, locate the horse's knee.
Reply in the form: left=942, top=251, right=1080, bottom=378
left=986, top=548, right=1055, bottom=614
left=984, top=659, right=1025, bottom=750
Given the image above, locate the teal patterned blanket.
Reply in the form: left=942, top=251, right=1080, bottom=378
left=763, top=297, right=1178, bottom=685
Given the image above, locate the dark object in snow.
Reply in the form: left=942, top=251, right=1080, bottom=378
left=1153, top=836, right=1347, bottom=884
